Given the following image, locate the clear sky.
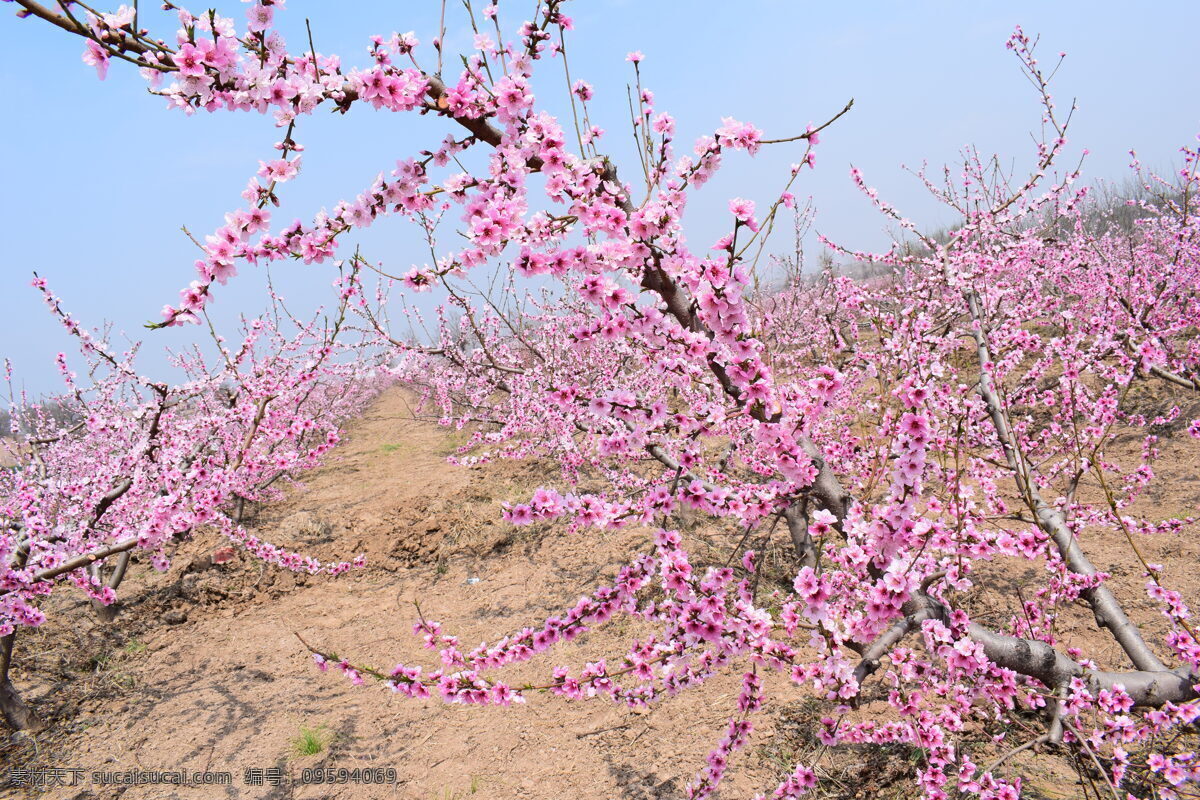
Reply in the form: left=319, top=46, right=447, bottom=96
left=1, top=1, right=1197, bottom=396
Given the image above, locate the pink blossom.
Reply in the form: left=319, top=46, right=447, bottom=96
left=257, top=157, right=300, bottom=183
left=173, top=42, right=206, bottom=77
left=246, top=4, right=274, bottom=33
left=82, top=40, right=109, bottom=80
left=729, top=197, right=756, bottom=224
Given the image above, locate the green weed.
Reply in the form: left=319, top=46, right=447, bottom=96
left=291, top=723, right=335, bottom=757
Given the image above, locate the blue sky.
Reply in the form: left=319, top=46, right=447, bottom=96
left=1, top=1, right=1197, bottom=396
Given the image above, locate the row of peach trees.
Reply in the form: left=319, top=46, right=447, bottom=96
left=5, top=1, right=1200, bottom=797
left=1, top=272, right=386, bottom=727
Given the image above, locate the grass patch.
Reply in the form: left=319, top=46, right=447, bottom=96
left=437, top=426, right=474, bottom=456
left=291, top=723, right=335, bottom=757
left=436, top=775, right=485, bottom=799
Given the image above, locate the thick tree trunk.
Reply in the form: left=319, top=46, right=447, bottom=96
left=89, top=551, right=132, bottom=622
left=0, top=679, right=42, bottom=732
left=0, top=635, right=42, bottom=732
left=90, top=599, right=121, bottom=623
left=783, top=504, right=817, bottom=569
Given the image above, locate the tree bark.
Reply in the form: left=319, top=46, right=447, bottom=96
left=0, top=635, right=42, bottom=732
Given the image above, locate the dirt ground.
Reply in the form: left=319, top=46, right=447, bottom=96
left=2, top=385, right=1198, bottom=799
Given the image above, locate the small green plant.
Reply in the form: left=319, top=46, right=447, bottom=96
left=291, top=724, right=334, bottom=757
left=379, top=442, right=405, bottom=454
left=435, top=776, right=485, bottom=799
left=123, top=638, right=147, bottom=656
